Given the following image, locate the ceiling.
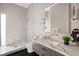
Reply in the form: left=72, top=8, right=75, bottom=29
left=15, top=3, right=79, bottom=9
left=15, top=3, right=31, bottom=8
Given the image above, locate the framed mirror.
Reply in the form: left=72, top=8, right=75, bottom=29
left=44, top=3, right=70, bottom=34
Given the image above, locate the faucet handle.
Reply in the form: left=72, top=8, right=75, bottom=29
left=33, top=36, right=39, bottom=40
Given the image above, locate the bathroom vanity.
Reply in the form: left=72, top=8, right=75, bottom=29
left=32, top=36, right=66, bottom=56
left=32, top=34, right=79, bottom=56
left=33, top=42, right=64, bottom=56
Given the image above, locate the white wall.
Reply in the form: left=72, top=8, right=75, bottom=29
left=26, top=3, right=52, bottom=42
left=0, top=3, right=27, bottom=45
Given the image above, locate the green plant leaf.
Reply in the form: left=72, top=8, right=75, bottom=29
left=63, top=35, right=71, bottom=42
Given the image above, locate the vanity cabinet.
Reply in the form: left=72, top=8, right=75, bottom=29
left=39, top=44, right=52, bottom=56
left=33, top=43, right=64, bottom=56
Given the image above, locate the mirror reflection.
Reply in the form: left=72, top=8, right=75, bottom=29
left=44, top=3, right=79, bottom=34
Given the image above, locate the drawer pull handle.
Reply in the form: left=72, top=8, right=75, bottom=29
left=42, top=48, right=48, bottom=51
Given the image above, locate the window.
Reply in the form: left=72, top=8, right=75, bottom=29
left=1, top=14, right=6, bottom=46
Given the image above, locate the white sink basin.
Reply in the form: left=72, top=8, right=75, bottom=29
left=49, top=40, right=59, bottom=47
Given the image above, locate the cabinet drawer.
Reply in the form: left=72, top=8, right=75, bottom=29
left=51, top=50, right=64, bottom=56
left=39, top=44, right=52, bottom=56
left=54, top=52, right=64, bottom=56
left=34, top=49, right=41, bottom=56
left=39, top=51, right=51, bottom=56
left=39, top=52, right=47, bottom=56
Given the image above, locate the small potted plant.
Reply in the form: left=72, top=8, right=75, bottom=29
left=63, top=36, right=71, bottom=45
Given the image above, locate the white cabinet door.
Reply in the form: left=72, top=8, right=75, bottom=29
left=51, top=50, right=64, bottom=56
left=39, top=44, right=52, bottom=56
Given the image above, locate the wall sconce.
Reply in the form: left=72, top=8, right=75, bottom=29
left=73, top=16, right=77, bottom=21
left=72, top=5, right=77, bottom=21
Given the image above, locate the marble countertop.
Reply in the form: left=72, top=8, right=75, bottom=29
left=32, top=36, right=79, bottom=56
